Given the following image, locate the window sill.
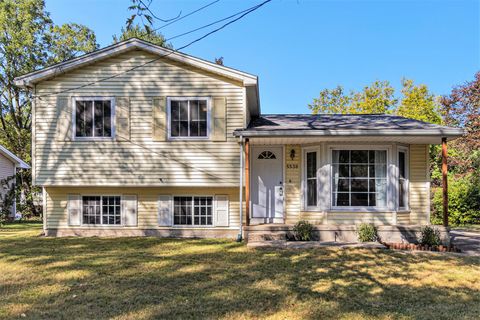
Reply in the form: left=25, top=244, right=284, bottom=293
left=167, top=137, right=210, bottom=141
left=328, top=208, right=394, bottom=213
left=79, top=225, right=124, bottom=228
left=171, top=225, right=214, bottom=228
left=73, top=137, right=115, bottom=141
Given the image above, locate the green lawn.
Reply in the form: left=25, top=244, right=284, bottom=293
left=1, top=224, right=479, bottom=319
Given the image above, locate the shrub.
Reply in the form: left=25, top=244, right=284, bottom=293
left=357, top=223, right=377, bottom=242
left=419, top=226, right=441, bottom=246
left=292, top=220, right=314, bottom=241
left=431, top=173, right=480, bottom=226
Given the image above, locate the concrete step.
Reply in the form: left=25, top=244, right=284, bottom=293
left=246, top=231, right=287, bottom=242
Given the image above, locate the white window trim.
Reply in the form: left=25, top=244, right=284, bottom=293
left=72, top=96, right=116, bottom=141
left=172, top=195, right=215, bottom=227
left=166, top=97, right=212, bottom=141
left=301, top=146, right=321, bottom=211
left=80, top=194, right=122, bottom=226
left=328, top=145, right=393, bottom=212
left=397, top=146, right=410, bottom=211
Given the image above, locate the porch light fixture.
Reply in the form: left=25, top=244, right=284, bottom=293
left=290, top=149, right=295, bottom=160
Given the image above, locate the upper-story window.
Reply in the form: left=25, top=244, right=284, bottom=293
left=168, top=97, right=210, bottom=139
left=74, top=97, right=114, bottom=139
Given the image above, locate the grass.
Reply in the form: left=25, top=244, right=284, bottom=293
left=1, top=224, right=479, bottom=319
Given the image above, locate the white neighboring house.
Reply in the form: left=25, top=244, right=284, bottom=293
left=0, top=145, right=30, bottom=219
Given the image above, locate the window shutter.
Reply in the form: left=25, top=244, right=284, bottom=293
left=158, top=195, right=172, bottom=226
left=211, top=97, right=227, bottom=141
left=56, top=97, right=72, bottom=141
left=214, top=195, right=229, bottom=227
left=67, top=194, right=81, bottom=226
left=122, top=195, right=137, bottom=227
left=116, top=97, right=130, bottom=141
left=152, top=97, right=167, bottom=141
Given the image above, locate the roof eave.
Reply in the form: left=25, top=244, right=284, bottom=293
left=0, top=146, right=30, bottom=169
left=233, top=128, right=466, bottom=139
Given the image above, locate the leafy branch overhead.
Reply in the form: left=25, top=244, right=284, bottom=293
left=126, top=0, right=181, bottom=32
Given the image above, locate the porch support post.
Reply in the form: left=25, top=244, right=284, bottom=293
left=245, top=138, right=250, bottom=226
left=238, top=136, right=244, bottom=241
left=442, top=137, right=448, bottom=227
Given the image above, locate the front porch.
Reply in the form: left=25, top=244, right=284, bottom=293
left=234, top=114, right=462, bottom=239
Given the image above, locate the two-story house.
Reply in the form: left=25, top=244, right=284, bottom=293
left=14, top=39, right=463, bottom=241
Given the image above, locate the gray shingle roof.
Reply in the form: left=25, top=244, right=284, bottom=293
left=234, top=114, right=464, bottom=137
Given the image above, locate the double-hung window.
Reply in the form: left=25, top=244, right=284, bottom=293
left=168, top=98, right=209, bottom=139
left=398, top=148, right=409, bottom=210
left=173, top=196, right=213, bottom=226
left=82, top=195, right=121, bottom=225
left=332, top=149, right=387, bottom=208
left=74, top=98, right=114, bottom=139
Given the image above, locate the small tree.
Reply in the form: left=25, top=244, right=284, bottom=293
left=113, top=25, right=171, bottom=48
left=0, top=0, right=98, bottom=217
left=309, top=80, right=396, bottom=114
left=0, top=175, right=16, bottom=225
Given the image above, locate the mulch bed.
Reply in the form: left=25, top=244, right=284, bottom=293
left=382, top=242, right=461, bottom=253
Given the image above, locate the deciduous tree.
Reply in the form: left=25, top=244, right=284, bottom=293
left=0, top=0, right=97, bottom=215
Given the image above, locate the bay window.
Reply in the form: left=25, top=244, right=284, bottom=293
left=332, top=149, right=387, bottom=208
left=305, top=151, right=318, bottom=207
left=398, top=148, right=409, bottom=210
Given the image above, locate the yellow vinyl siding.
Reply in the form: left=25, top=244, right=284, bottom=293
left=409, top=144, right=430, bottom=224
left=326, top=212, right=394, bottom=225
left=34, top=50, right=245, bottom=186
left=45, top=186, right=239, bottom=229
left=284, top=145, right=301, bottom=224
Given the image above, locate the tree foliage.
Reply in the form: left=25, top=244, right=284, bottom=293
left=309, top=81, right=396, bottom=114
left=0, top=0, right=97, bottom=215
left=113, top=25, right=171, bottom=48
left=397, top=79, right=442, bottom=124
left=309, top=79, right=442, bottom=122
left=440, top=72, right=480, bottom=174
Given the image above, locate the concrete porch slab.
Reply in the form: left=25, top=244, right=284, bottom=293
left=247, top=240, right=387, bottom=249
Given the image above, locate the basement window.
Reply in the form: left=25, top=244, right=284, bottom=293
left=173, top=196, right=213, bottom=226
left=82, top=195, right=121, bottom=225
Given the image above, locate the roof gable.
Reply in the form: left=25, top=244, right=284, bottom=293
left=0, top=145, right=30, bottom=169
left=14, top=38, right=258, bottom=87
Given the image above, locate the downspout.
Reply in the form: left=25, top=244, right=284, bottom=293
left=237, top=135, right=244, bottom=242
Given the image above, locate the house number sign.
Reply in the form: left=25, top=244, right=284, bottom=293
left=287, top=164, right=298, bottom=169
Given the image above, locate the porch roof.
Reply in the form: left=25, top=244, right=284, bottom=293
left=233, top=114, right=464, bottom=144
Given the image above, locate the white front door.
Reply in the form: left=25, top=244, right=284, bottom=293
left=251, top=146, right=284, bottom=223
